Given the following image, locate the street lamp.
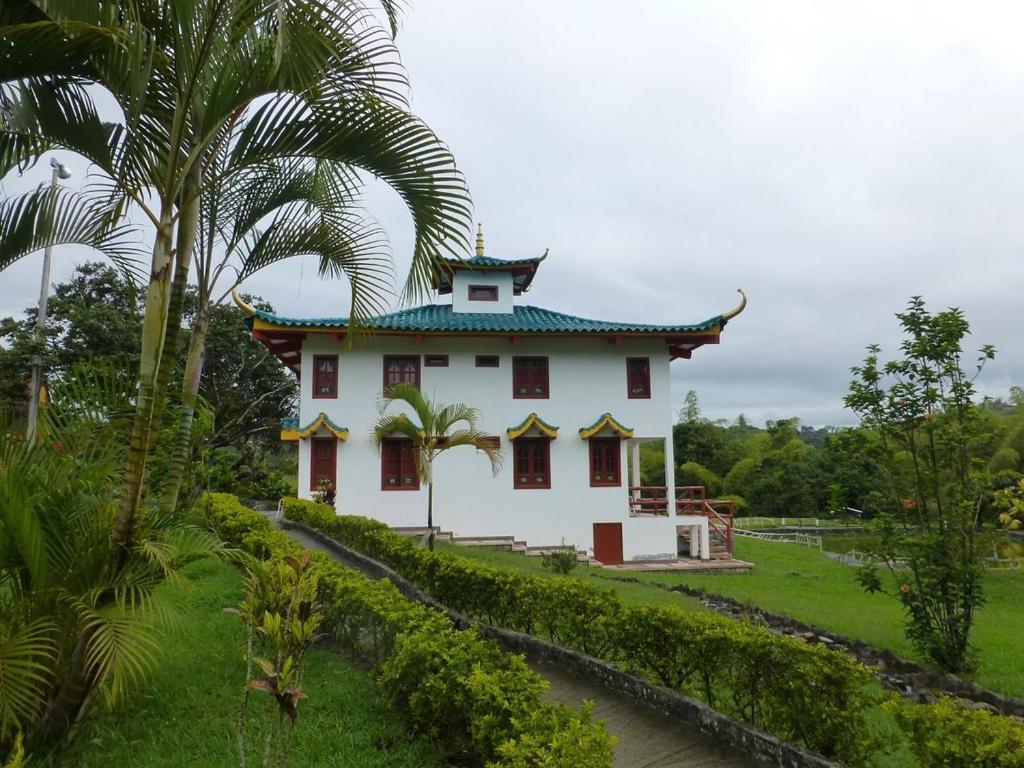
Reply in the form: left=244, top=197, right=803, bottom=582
left=25, top=157, right=72, bottom=444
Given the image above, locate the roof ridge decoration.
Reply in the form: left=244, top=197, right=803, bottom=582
left=232, top=287, right=256, bottom=315
left=280, top=412, right=349, bottom=442
left=578, top=412, right=634, bottom=440
left=722, top=289, right=747, bottom=321
left=476, top=223, right=485, bottom=256
left=506, top=412, right=560, bottom=440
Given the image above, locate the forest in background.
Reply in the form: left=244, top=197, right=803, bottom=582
left=0, top=263, right=297, bottom=501
left=642, top=390, right=1024, bottom=520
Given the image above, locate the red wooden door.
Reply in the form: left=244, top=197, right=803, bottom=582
left=593, top=523, right=623, bottom=565
left=310, top=438, right=337, bottom=492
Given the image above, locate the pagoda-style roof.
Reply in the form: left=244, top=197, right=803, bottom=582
left=236, top=288, right=746, bottom=369
left=433, top=253, right=547, bottom=295
left=247, top=303, right=731, bottom=337
left=281, top=413, right=349, bottom=442
left=579, top=413, right=634, bottom=439
left=507, top=413, right=560, bottom=440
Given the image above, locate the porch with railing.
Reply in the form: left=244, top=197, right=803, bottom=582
left=627, top=485, right=735, bottom=558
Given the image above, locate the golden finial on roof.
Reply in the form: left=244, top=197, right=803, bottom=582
left=475, top=223, right=485, bottom=256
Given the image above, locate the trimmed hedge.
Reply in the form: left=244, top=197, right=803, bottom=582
left=281, top=499, right=1024, bottom=768
left=281, top=498, right=878, bottom=764
left=201, top=493, right=615, bottom=767
left=886, top=696, right=1024, bottom=768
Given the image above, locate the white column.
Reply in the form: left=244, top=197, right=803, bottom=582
left=630, top=440, right=641, bottom=499
left=663, top=434, right=676, bottom=516
left=699, top=520, right=711, bottom=560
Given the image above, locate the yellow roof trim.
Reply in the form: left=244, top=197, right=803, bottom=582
left=721, top=289, right=747, bottom=321
left=578, top=412, right=634, bottom=440
left=232, top=288, right=257, bottom=315
left=280, top=412, right=349, bottom=442
left=506, top=412, right=560, bottom=440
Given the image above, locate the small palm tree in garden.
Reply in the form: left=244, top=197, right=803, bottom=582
left=372, top=384, right=502, bottom=551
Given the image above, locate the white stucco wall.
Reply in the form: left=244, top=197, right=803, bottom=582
left=294, top=332, right=684, bottom=559
left=451, top=271, right=515, bottom=313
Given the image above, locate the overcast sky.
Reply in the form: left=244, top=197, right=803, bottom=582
left=2, top=1, right=1023, bottom=426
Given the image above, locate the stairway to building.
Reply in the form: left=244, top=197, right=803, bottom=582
left=390, top=526, right=595, bottom=563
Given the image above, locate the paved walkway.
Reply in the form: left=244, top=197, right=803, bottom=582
left=269, top=516, right=763, bottom=767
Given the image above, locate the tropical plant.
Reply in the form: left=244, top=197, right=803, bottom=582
left=0, top=362, right=228, bottom=753
left=231, top=551, right=322, bottom=768
left=845, top=297, right=996, bottom=672
left=372, top=384, right=502, bottom=551
left=0, top=0, right=470, bottom=560
left=157, top=155, right=391, bottom=515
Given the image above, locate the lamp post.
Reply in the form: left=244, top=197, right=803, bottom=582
left=25, top=156, right=72, bottom=445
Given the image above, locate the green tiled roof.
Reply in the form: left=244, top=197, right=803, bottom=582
left=441, top=255, right=545, bottom=269
left=248, top=303, right=726, bottom=335
left=435, top=253, right=546, bottom=294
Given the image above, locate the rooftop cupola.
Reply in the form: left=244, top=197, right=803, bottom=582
left=432, top=223, right=548, bottom=314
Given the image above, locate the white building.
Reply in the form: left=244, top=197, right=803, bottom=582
left=238, top=228, right=745, bottom=564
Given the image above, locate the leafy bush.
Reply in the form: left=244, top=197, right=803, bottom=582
left=281, top=498, right=879, bottom=764
left=886, top=696, right=1024, bottom=768
left=202, top=493, right=613, bottom=767
left=540, top=541, right=578, bottom=574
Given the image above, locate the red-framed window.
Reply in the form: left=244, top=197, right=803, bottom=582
left=381, top=438, right=419, bottom=490
left=588, top=437, right=621, bottom=487
left=383, top=355, right=420, bottom=393
left=313, top=355, right=338, bottom=398
left=310, top=437, right=337, bottom=493
left=513, top=438, right=551, bottom=489
left=476, top=355, right=500, bottom=368
left=468, top=284, right=499, bottom=302
left=512, top=357, right=549, bottom=399
left=424, top=354, right=449, bottom=367
left=626, top=357, right=651, bottom=399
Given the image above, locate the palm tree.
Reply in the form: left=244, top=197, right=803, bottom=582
left=0, top=361, right=228, bottom=746
left=372, top=384, right=503, bottom=551
left=157, top=156, right=392, bottom=514
left=0, top=0, right=471, bottom=552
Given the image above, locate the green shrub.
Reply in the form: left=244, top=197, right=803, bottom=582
left=886, top=696, right=1024, bottom=768
left=281, top=497, right=878, bottom=763
left=488, top=701, right=617, bottom=768
left=540, top=541, right=579, bottom=574
left=202, top=493, right=613, bottom=767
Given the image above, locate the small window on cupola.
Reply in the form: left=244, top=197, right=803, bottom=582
left=468, top=284, right=498, bottom=302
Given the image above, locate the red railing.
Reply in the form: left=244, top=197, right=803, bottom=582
left=628, top=485, right=734, bottom=556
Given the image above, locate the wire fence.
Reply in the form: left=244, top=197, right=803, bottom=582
left=733, top=529, right=823, bottom=549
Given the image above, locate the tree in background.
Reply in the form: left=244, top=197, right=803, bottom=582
left=846, top=297, right=995, bottom=673
left=373, top=384, right=502, bottom=551
left=1, top=0, right=469, bottom=563
left=0, top=263, right=140, bottom=413
left=0, top=263, right=297, bottom=501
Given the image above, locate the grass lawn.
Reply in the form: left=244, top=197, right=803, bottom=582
left=433, top=541, right=707, bottom=611
left=44, top=559, right=444, bottom=768
left=440, top=538, right=1024, bottom=698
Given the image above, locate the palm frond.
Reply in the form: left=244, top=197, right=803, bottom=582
left=227, top=91, right=471, bottom=303
left=0, top=184, right=145, bottom=277
left=82, top=605, right=160, bottom=704
left=0, top=619, right=57, bottom=741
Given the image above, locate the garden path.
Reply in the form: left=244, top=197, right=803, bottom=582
left=262, top=510, right=763, bottom=768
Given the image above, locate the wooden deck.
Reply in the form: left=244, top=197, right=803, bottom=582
left=597, top=558, right=753, bottom=573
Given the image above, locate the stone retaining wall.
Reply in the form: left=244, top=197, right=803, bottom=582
left=282, top=519, right=841, bottom=768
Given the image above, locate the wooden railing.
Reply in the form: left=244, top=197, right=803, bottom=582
left=627, top=486, right=669, bottom=516
left=626, top=485, right=735, bottom=557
